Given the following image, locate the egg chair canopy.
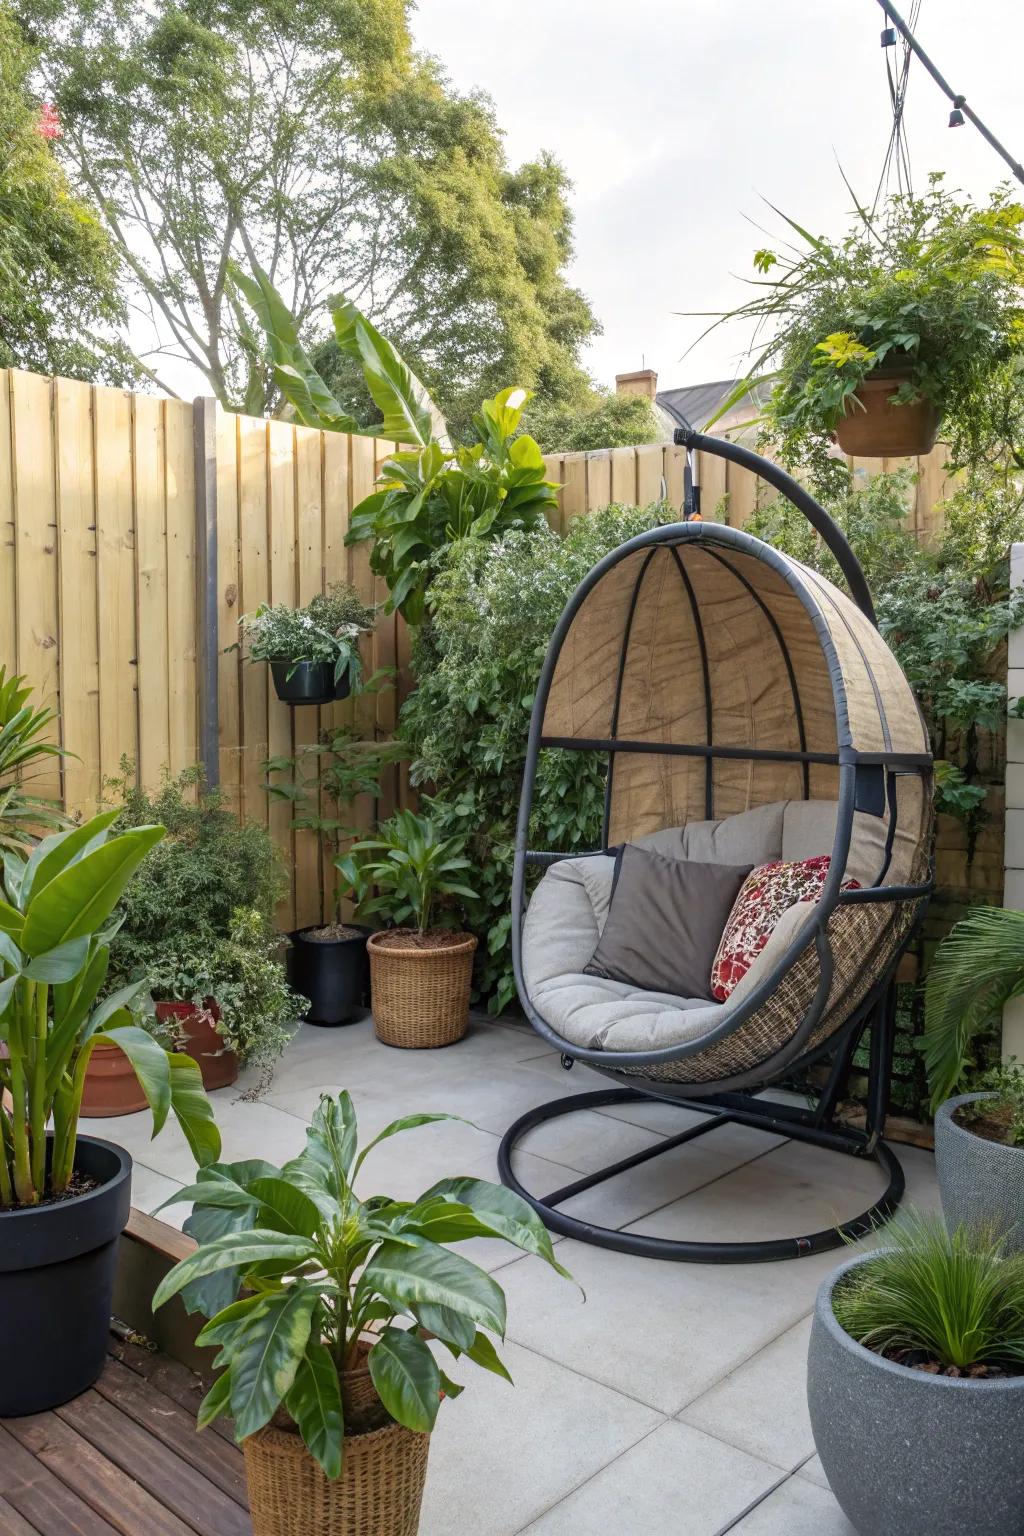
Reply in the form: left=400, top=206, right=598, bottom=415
left=499, top=431, right=933, bottom=1266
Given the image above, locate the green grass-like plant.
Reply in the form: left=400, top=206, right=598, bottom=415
left=833, top=1209, right=1024, bottom=1372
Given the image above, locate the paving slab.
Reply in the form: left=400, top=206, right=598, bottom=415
left=730, top=1472, right=857, bottom=1534
left=678, top=1315, right=814, bottom=1466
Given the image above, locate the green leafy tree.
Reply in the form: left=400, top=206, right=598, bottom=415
left=17, top=0, right=597, bottom=420
left=525, top=389, right=663, bottom=454
left=0, top=4, right=132, bottom=381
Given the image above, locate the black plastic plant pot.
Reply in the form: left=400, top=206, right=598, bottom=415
left=0, top=1135, right=132, bottom=1416
left=270, top=660, right=352, bottom=706
left=288, top=924, right=371, bottom=1026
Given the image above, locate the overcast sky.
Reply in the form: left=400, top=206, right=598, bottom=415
left=408, top=0, right=1024, bottom=393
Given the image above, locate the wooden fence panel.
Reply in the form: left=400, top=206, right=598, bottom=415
left=133, top=394, right=172, bottom=791
left=94, top=386, right=138, bottom=793
left=54, top=377, right=100, bottom=813
left=0, top=376, right=15, bottom=674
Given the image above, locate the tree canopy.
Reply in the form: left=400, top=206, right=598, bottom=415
left=525, top=388, right=664, bottom=454
left=15, top=0, right=599, bottom=425
left=0, top=3, right=132, bottom=381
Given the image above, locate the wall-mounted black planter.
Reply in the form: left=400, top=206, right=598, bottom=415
left=288, top=924, right=370, bottom=1026
left=0, top=1135, right=132, bottom=1416
left=270, top=660, right=352, bottom=706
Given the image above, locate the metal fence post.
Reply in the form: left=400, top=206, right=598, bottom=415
left=193, top=396, right=220, bottom=788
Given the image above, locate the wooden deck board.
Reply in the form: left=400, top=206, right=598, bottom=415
left=0, top=1341, right=253, bottom=1536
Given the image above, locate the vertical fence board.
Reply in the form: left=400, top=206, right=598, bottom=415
left=237, top=417, right=270, bottom=831
left=293, top=427, right=324, bottom=929
left=543, top=455, right=564, bottom=531
left=697, top=448, right=728, bottom=522
left=267, top=421, right=297, bottom=931
left=372, top=441, right=400, bottom=824
left=215, top=407, right=242, bottom=812
left=347, top=436, right=378, bottom=847
left=320, top=430, right=351, bottom=912
left=610, top=447, right=637, bottom=505
left=94, top=387, right=138, bottom=793
left=164, top=400, right=197, bottom=780
left=585, top=452, right=611, bottom=513
left=725, top=462, right=758, bottom=527
left=0, top=375, right=15, bottom=673
left=560, top=455, right=587, bottom=531
left=133, top=395, right=170, bottom=788
left=635, top=444, right=665, bottom=506
left=663, top=445, right=685, bottom=511
left=10, top=371, right=61, bottom=801
left=54, top=379, right=100, bottom=815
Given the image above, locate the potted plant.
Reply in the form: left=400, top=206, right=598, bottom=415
left=338, top=809, right=478, bottom=1048
left=0, top=810, right=221, bottom=1416
left=709, top=177, right=1024, bottom=473
left=153, top=1091, right=570, bottom=1536
left=82, top=765, right=297, bottom=1108
left=922, top=904, right=1024, bottom=1248
left=265, top=720, right=405, bottom=1027
left=807, top=1211, right=1024, bottom=1536
left=239, top=583, right=377, bottom=705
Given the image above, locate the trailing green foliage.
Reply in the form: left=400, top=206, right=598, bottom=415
left=707, top=177, right=1024, bottom=490
left=0, top=665, right=67, bottom=854
left=338, top=810, right=477, bottom=935
left=400, top=504, right=671, bottom=1010
left=922, top=907, right=1024, bottom=1112
left=0, top=810, right=220, bottom=1205
left=832, top=1209, right=1024, bottom=1371
left=154, top=1091, right=570, bottom=1477
left=104, top=766, right=296, bottom=1071
left=971, top=1062, right=1024, bottom=1147
left=238, top=582, right=376, bottom=691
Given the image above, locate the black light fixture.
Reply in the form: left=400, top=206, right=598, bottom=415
left=881, top=25, right=897, bottom=46
left=949, top=95, right=966, bottom=128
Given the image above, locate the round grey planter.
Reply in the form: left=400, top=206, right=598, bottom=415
left=935, top=1092, right=1024, bottom=1253
left=807, top=1252, right=1024, bottom=1536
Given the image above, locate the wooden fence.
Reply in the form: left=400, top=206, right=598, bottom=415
left=542, top=438, right=957, bottom=539
left=0, top=367, right=966, bottom=927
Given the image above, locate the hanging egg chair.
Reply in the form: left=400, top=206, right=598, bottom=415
left=498, top=429, right=933, bottom=1263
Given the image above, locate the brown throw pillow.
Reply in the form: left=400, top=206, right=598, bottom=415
left=584, top=845, right=753, bottom=1001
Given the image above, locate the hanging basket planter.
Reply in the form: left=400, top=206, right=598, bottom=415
left=834, top=373, right=940, bottom=458
left=270, top=660, right=352, bottom=707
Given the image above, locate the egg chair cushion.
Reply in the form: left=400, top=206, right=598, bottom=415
left=521, top=799, right=888, bottom=1055
left=584, top=845, right=753, bottom=1000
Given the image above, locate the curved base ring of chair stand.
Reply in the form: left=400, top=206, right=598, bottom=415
left=498, top=1088, right=904, bottom=1264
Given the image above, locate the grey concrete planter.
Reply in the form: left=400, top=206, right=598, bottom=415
left=807, top=1252, right=1024, bottom=1536
left=935, top=1093, right=1024, bottom=1253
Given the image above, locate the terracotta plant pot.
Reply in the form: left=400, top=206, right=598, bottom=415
left=834, top=373, right=940, bottom=458
left=244, top=1414, right=430, bottom=1536
left=155, top=999, right=239, bottom=1090
left=80, top=1039, right=149, bottom=1118
left=367, top=930, right=476, bottom=1049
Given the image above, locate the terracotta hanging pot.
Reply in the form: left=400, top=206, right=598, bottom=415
left=834, top=372, right=940, bottom=458
left=155, top=999, right=239, bottom=1090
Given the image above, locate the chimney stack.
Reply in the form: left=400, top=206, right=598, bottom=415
left=615, top=368, right=658, bottom=401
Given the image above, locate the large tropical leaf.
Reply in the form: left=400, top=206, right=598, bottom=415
left=922, top=907, right=1024, bottom=1111
left=367, top=1326, right=441, bottom=1434
left=92, top=1024, right=172, bottom=1134
left=168, top=1052, right=223, bottom=1169
left=20, top=825, right=164, bottom=956
left=23, top=935, right=91, bottom=983
left=153, top=1231, right=318, bottom=1310
left=19, top=811, right=119, bottom=907
left=285, top=1339, right=344, bottom=1479
left=248, top=1176, right=322, bottom=1239
left=464, top=1330, right=513, bottom=1384
left=232, top=264, right=359, bottom=433
left=332, top=298, right=445, bottom=448
left=180, top=1203, right=255, bottom=1318
left=352, top=1113, right=470, bottom=1180
left=229, top=1285, right=319, bottom=1438
left=422, top=1178, right=572, bottom=1278
left=299, top=1092, right=359, bottom=1199
left=363, top=1237, right=506, bottom=1337
left=196, top=1367, right=233, bottom=1431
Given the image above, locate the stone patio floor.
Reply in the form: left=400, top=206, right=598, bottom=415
left=101, top=1010, right=941, bottom=1536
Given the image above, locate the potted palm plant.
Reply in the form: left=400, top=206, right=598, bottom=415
left=807, top=1211, right=1024, bottom=1536
left=0, top=810, right=221, bottom=1416
left=922, top=905, right=1024, bottom=1250
left=154, top=1091, right=571, bottom=1536
left=708, top=178, right=1024, bottom=473
left=337, top=810, right=478, bottom=1048
left=239, top=583, right=376, bottom=706
left=265, top=722, right=404, bottom=1026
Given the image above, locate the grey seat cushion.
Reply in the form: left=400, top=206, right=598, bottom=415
left=521, top=798, right=888, bottom=1053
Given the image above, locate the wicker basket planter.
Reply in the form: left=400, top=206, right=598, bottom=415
left=368, top=930, right=477, bottom=1048
left=243, top=1416, right=430, bottom=1536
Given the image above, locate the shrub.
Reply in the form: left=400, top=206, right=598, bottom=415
left=526, top=390, right=663, bottom=454
left=401, top=503, right=671, bottom=1009
left=832, top=1208, right=1024, bottom=1372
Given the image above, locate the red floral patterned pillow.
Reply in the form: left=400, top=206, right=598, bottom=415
left=710, top=855, right=860, bottom=1002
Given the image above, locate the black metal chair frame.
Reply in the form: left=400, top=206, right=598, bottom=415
left=498, top=430, right=933, bottom=1264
